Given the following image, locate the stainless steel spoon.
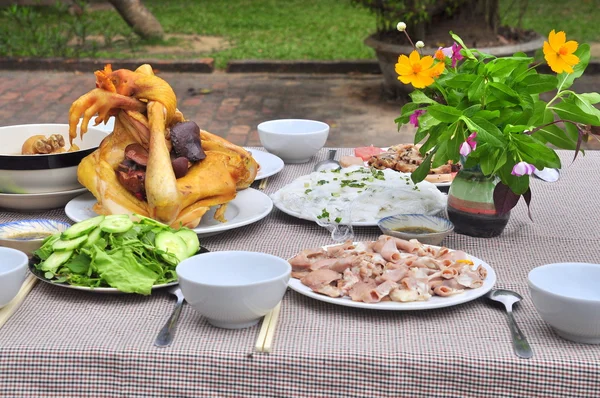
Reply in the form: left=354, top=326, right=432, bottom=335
left=154, top=286, right=185, bottom=347
left=313, top=149, right=340, bottom=172
left=486, top=289, right=533, bottom=359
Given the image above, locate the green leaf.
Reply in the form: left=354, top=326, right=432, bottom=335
left=487, top=82, right=520, bottom=103
left=395, top=102, right=421, bottom=126
left=520, top=74, right=558, bottom=94
left=409, top=90, right=437, bottom=105
left=532, top=124, right=577, bottom=150
left=449, top=31, right=475, bottom=59
left=504, top=124, right=529, bottom=133
left=473, top=110, right=500, bottom=120
left=557, top=43, right=590, bottom=90
left=479, top=148, right=498, bottom=176
left=573, top=93, right=600, bottom=121
left=460, top=116, right=505, bottom=146
left=468, top=75, right=485, bottom=102
left=444, top=74, right=477, bottom=89
left=463, top=104, right=482, bottom=117
left=552, top=101, right=600, bottom=125
left=427, top=105, right=463, bottom=123
left=411, top=150, right=435, bottom=183
left=512, top=134, right=561, bottom=168
left=578, top=92, right=600, bottom=104
left=497, top=162, right=531, bottom=196
left=417, top=111, right=442, bottom=130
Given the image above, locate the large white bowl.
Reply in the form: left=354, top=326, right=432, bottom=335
left=0, top=247, right=29, bottom=308
left=176, top=251, right=291, bottom=329
left=0, top=124, right=108, bottom=194
left=528, top=262, right=600, bottom=344
left=258, top=119, right=329, bottom=163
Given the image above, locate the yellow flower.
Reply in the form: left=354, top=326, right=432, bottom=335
left=543, top=30, right=580, bottom=74
left=395, top=51, right=439, bottom=89
left=429, top=61, right=445, bottom=78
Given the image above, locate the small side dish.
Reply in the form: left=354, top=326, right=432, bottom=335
left=32, top=215, right=200, bottom=295
left=0, top=219, right=71, bottom=256
left=289, top=235, right=486, bottom=303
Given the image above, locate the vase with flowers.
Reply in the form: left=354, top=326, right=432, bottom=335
left=394, top=24, right=600, bottom=237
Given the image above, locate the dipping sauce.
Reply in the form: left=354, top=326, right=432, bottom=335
left=6, top=231, right=53, bottom=240
left=392, top=226, right=439, bottom=234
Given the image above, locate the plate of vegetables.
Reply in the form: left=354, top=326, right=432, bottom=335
left=30, top=214, right=203, bottom=295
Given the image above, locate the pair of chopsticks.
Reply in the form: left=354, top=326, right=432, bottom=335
left=255, top=302, right=282, bottom=353
left=258, top=177, right=269, bottom=190
left=0, top=274, right=37, bottom=329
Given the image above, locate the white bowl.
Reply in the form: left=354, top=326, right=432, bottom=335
left=0, top=219, right=71, bottom=257
left=258, top=119, right=329, bottom=163
left=176, top=251, right=291, bottom=329
left=0, top=247, right=29, bottom=308
left=0, top=123, right=108, bottom=194
left=528, top=262, right=600, bottom=344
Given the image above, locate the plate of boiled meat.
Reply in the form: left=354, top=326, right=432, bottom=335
left=287, top=235, right=496, bottom=310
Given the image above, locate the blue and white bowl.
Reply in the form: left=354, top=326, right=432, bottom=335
left=377, top=214, right=454, bottom=246
left=0, top=219, right=71, bottom=256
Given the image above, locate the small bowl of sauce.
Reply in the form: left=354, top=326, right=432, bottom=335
left=0, top=219, right=71, bottom=256
left=378, top=214, right=454, bottom=246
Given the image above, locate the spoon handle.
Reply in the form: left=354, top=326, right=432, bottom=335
left=506, top=311, right=533, bottom=359
left=154, top=297, right=184, bottom=347
left=328, top=149, right=337, bottom=160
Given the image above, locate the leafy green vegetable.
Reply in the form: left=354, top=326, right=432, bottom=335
left=33, top=217, right=200, bottom=295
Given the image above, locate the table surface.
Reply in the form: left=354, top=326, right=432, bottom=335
left=1, top=148, right=600, bottom=398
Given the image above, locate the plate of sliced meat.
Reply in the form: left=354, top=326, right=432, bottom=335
left=349, top=144, right=460, bottom=187
left=287, top=236, right=496, bottom=310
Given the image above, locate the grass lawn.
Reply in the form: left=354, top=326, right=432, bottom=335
left=0, top=0, right=597, bottom=67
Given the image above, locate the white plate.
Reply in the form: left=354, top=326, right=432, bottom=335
left=246, top=148, right=284, bottom=180
left=0, top=187, right=88, bottom=211
left=288, top=246, right=496, bottom=310
left=65, top=188, right=273, bottom=237
left=274, top=201, right=381, bottom=227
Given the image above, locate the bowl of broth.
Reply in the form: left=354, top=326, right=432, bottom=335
left=377, top=214, right=454, bottom=246
left=0, top=219, right=71, bottom=257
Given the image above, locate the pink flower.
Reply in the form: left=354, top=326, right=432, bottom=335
left=459, top=132, right=477, bottom=156
left=409, top=109, right=426, bottom=128
left=440, top=42, right=464, bottom=67
left=511, top=161, right=536, bottom=176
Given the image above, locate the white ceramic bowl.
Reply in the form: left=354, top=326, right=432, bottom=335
left=258, top=119, right=329, bottom=163
left=0, top=123, right=108, bottom=194
left=378, top=214, right=454, bottom=246
left=0, top=247, right=29, bottom=308
left=0, top=219, right=71, bottom=257
left=176, top=251, right=291, bottom=329
left=528, top=262, right=600, bottom=344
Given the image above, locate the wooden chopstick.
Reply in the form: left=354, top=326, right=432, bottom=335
left=0, top=274, right=37, bottom=329
left=255, top=308, right=274, bottom=352
left=261, top=302, right=282, bottom=353
left=258, top=177, right=269, bottom=190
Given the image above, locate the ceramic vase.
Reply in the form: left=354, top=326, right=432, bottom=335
left=446, top=164, right=510, bottom=238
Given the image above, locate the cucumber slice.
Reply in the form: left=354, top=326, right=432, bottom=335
left=133, top=213, right=168, bottom=228
left=155, top=231, right=188, bottom=265
left=40, top=250, right=73, bottom=273
left=53, top=235, right=88, bottom=252
left=85, top=227, right=103, bottom=247
left=175, top=229, right=200, bottom=257
left=62, top=215, right=105, bottom=240
left=100, top=215, right=134, bottom=234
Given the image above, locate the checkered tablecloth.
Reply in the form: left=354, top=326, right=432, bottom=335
left=1, top=149, right=600, bottom=398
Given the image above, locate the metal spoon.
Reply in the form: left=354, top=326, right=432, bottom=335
left=486, top=289, right=533, bottom=359
left=533, top=168, right=560, bottom=182
left=313, top=149, right=340, bottom=172
left=154, top=286, right=185, bottom=347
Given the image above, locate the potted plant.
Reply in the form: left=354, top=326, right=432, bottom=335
left=394, top=26, right=600, bottom=237
left=352, top=0, right=544, bottom=97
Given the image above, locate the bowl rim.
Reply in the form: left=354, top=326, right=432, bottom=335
left=257, top=119, right=329, bottom=135
left=377, top=214, right=454, bottom=236
left=0, top=124, right=107, bottom=170
left=528, top=262, right=600, bottom=304
left=176, top=250, right=292, bottom=288
left=0, top=219, right=71, bottom=242
left=0, top=246, right=29, bottom=276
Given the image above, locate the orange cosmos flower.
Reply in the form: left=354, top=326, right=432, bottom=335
left=434, top=48, right=446, bottom=61
left=543, top=30, right=580, bottom=74
left=395, top=51, right=440, bottom=89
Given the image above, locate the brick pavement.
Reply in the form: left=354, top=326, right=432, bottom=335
left=0, top=70, right=599, bottom=149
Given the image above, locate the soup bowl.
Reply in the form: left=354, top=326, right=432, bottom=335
left=0, top=123, right=107, bottom=194
left=258, top=119, right=329, bottom=163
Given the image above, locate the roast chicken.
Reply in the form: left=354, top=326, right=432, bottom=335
left=68, top=64, right=258, bottom=228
